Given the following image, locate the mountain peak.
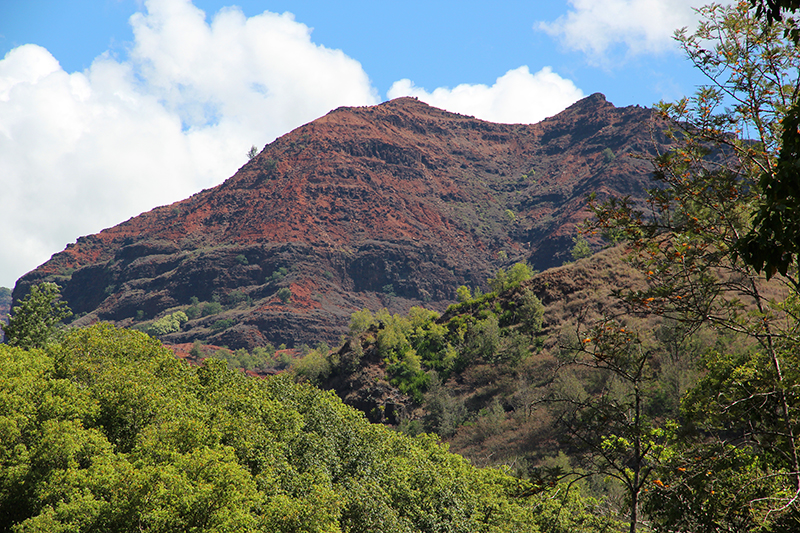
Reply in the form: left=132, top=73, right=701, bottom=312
left=16, top=97, right=662, bottom=349
left=548, top=92, right=614, bottom=119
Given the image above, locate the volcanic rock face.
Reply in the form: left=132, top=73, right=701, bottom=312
left=15, top=94, right=665, bottom=348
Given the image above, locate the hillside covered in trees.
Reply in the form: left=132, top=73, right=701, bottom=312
left=0, top=324, right=619, bottom=533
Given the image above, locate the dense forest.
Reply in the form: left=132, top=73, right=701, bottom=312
left=4, top=1, right=800, bottom=531
left=0, top=323, right=626, bottom=532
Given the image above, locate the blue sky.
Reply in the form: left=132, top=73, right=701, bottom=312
left=0, top=0, right=722, bottom=288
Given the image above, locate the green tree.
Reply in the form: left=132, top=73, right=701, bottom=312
left=3, top=323, right=604, bottom=532
left=738, top=85, right=800, bottom=287
left=587, top=2, right=800, bottom=529
left=145, top=311, right=188, bottom=336
left=487, top=261, right=535, bottom=292
left=276, top=287, right=291, bottom=303
left=571, top=234, right=592, bottom=261
left=348, top=308, right=376, bottom=336
left=1, top=283, right=72, bottom=349
left=455, top=285, right=472, bottom=302
left=555, top=320, right=671, bottom=533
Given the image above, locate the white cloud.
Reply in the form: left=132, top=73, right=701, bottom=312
left=387, top=66, right=584, bottom=124
left=538, top=0, right=734, bottom=64
left=0, top=0, right=378, bottom=288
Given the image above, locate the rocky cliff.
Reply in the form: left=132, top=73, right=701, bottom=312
left=14, top=94, right=665, bottom=348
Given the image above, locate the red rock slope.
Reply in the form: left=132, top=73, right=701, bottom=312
left=14, top=94, right=665, bottom=348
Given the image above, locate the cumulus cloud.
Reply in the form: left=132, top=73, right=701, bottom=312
left=538, top=0, right=734, bottom=63
left=0, top=0, right=378, bottom=288
left=387, top=66, right=584, bottom=124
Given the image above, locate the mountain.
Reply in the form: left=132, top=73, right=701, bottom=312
left=13, top=94, right=666, bottom=349
left=0, top=287, right=11, bottom=341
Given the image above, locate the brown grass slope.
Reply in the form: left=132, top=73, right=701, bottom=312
left=320, top=245, right=656, bottom=465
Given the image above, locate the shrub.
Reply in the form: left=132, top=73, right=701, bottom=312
left=571, top=234, right=592, bottom=261
left=517, top=289, right=545, bottom=334
left=202, top=301, right=223, bottom=316
left=226, top=290, right=249, bottom=306
left=211, top=318, right=235, bottom=332
left=456, top=285, right=472, bottom=302
left=275, top=351, right=293, bottom=369
left=146, top=311, right=188, bottom=336
left=463, top=314, right=501, bottom=363
left=487, top=262, right=535, bottom=292
left=185, top=296, right=201, bottom=319
left=189, top=340, right=204, bottom=358
left=276, top=287, right=291, bottom=303
left=292, top=348, right=331, bottom=383
left=349, top=308, right=376, bottom=336
left=271, top=267, right=288, bottom=282
left=252, top=345, right=276, bottom=359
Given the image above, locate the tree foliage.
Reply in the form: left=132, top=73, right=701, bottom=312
left=554, top=321, right=673, bottom=533
left=2, top=283, right=72, bottom=349
left=585, top=2, right=800, bottom=530
left=0, top=323, right=614, bottom=532
left=144, top=311, right=188, bottom=336
left=738, top=86, right=800, bottom=285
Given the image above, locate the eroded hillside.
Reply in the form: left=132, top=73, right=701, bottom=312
left=15, top=94, right=665, bottom=348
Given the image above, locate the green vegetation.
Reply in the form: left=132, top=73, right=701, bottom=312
left=270, top=267, right=288, bottom=282
left=289, top=6, right=800, bottom=530
left=144, top=311, right=188, bottom=336
left=7, top=4, right=800, bottom=531
left=1, top=282, right=72, bottom=349
left=570, top=234, right=592, bottom=261
left=292, top=344, right=334, bottom=383
left=486, top=261, right=536, bottom=292
left=381, top=283, right=395, bottom=297
left=210, top=318, right=236, bottom=332
left=276, top=287, right=291, bottom=303
left=582, top=3, right=800, bottom=530
left=312, top=264, right=544, bottom=404
left=185, top=296, right=201, bottom=319
left=191, top=342, right=281, bottom=371
left=225, top=289, right=250, bottom=306
left=455, top=285, right=472, bottom=302
left=0, top=324, right=616, bottom=532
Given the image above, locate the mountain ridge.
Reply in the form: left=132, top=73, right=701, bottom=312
left=14, top=94, right=666, bottom=348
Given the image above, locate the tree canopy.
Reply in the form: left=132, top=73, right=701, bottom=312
left=0, top=323, right=615, bottom=533
left=585, top=2, right=800, bottom=530
left=1, top=283, right=72, bottom=350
